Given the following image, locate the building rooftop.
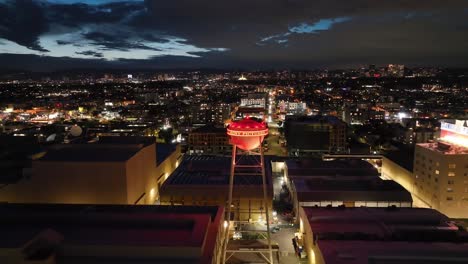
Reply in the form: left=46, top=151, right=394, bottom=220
left=38, top=144, right=147, bottom=162
left=318, top=240, right=468, bottom=264
left=0, top=203, right=224, bottom=263
left=293, top=178, right=412, bottom=202
left=418, top=142, right=468, bottom=155
left=163, top=155, right=272, bottom=186
left=97, top=136, right=155, bottom=147
left=302, top=207, right=468, bottom=242
left=286, top=158, right=379, bottom=177
left=304, top=206, right=468, bottom=263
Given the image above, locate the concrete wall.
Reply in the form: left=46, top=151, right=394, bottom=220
left=299, top=207, right=326, bottom=264
left=0, top=143, right=181, bottom=206
left=413, top=145, right=468, bottom=218
left=153, top=145, right=182, bottom=204
left=125, top=144, right=156, bottom=204
left=0, top=161, right=127, bottom=204
left=381, top=157, right=414, bottom=193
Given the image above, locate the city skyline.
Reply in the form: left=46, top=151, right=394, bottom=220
left=1, top=0, right=468, bottom=71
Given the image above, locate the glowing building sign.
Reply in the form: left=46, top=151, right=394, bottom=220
left=440, top=120, right=468, bottom=148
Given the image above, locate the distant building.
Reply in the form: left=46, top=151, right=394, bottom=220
left=284, top=115, right=347, bottom=155
left=342, top=105, right=385, bottom=124
left=278, top=100, right=307, bottom=115
left=402, top=127, right=436, bottom=145
left=190, top=103, right=232, bottom=125
left=0, top=137, right=181, bottom=205
left=159, top=155, right=273, bottom=222
left=387, top=64, right=405, bottom=77
left=0, top=204, right=225, bottom=264
left=188, top=125, right=231, bottom=155
left=298, top=207, right=468, bottom=264
left=240, top=93, right=267, bottom=108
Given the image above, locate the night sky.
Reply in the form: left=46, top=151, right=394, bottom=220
left=1, top=0, right=468, bottom=70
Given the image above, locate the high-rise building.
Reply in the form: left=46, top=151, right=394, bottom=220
left=412, top=120, right=468, bottom=218
left=382, top=120, right=468, bottom=217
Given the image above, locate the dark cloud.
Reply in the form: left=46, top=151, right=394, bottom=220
left=0, top=0, right=49, bottom=51
left=81, top=31, right=162, bottom=51
left=1, top=0, right=468, bottom=70
left=75, top=50, right=104, bottom=58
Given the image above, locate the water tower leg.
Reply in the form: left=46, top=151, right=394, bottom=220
left=222, top=145, right=236, bottom=263
left=260, top=145, right=274, bottom=264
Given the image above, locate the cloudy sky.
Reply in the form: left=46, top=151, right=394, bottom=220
left=1, top=0, right=468, bottom=70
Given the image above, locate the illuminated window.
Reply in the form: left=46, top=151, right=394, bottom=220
left=447, top=188, right=453, bottom=192
left=449, top=164, right=456, bottom=169
left=435, top=170, right=439, bottom=175
left=448, top=172, right=456, bottom=177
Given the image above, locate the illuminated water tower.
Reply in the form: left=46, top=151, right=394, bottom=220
left=223, top=117, right=274, bottom=263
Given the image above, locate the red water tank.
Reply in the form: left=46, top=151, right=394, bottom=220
left=227, top=118, right=269, bottom=150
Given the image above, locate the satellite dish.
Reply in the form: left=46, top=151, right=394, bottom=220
left=46, top=133, right=56, bottom=142
left=70, top=125, right=83, bottom=137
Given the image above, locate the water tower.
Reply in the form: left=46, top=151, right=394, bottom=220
left=223, top=117, right=274, bottom=263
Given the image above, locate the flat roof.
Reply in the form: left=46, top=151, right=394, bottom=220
left=0, top=204, right=223, bottom=263
left=293, top=178, right=412, bottom=202
left=38, top=144, right=147, bottom=162
left=286, top=158, right=379, bottom=177
left=302, top=207, right=468, bottom=242
left=318, top=240, right=468, bottom=264
left=418, top=142, right=468, bottom=155
left=97, top=136, right=156, bottom=147
left=163, top=155, right=272, bottom=186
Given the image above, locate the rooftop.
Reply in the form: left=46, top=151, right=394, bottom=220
left=418, top=142, right=468, bottom=155
left=302, top=207, right=468, bottom=242
left=0, top=204, right=224, bottom=263
left=163, top=155, right=272, bottom=186
left=97, top=136, right=156, bottom=147
left=286, top=158, right=379, bottom=177
left=293, top=178, right=412, bottom=202
left=318, top=240, right=468, bottom=264
left=38, top=144, right=147, bottom=162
